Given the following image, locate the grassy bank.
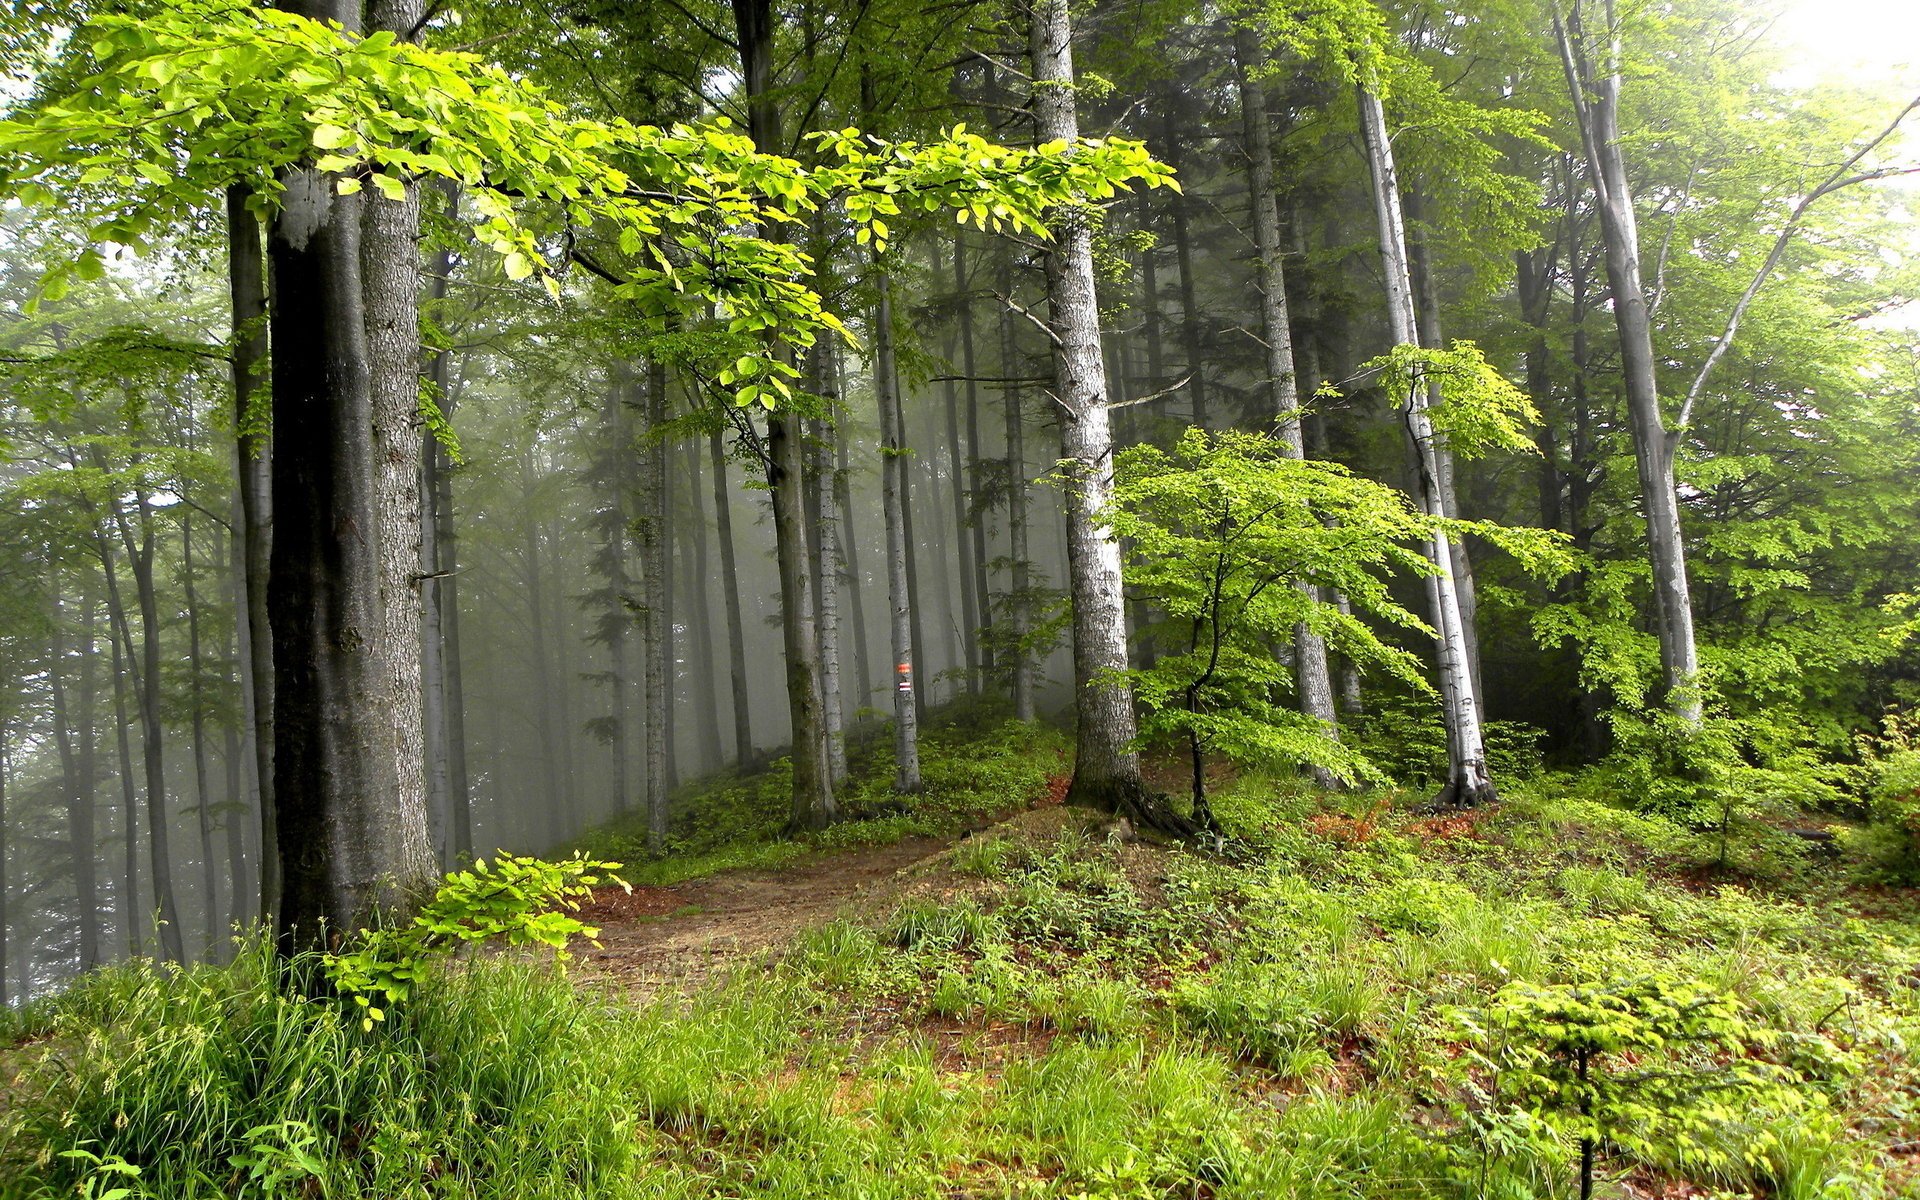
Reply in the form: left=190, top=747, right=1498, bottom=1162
left=4, top=725, right=1920, bottom=1197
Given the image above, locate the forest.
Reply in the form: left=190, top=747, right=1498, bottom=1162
left=1, top=0, right=1919, bottom=1195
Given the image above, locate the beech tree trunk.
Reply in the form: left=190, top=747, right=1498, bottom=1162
left=1162, top=105, right=1209, bottom=430
left=49, top=582, right=99, bottom=972
left=1030, top=0, right=1156, bottom=819
left=180, top=513, right=221, bottom=954
left=805, top=343, right=850, bottom=787
left=1233, top=28, right=1341, bottom=779
left=268, top=0, right=435, bottom=946
left=109, top=631, right=140, bottom=958
left=1554, top=2, right=1702, bottom=727
left=683, top=438, right=725, bottom=771
left=832, top=416, right=873, bottom=713
left=1356, top=82, right=1496, bottom=808
left=709, top=427, right=754, bottom=762
left=874, top=264, right=923, bottom=792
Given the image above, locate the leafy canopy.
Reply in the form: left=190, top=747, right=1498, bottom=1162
left=0, top=0, right=1174, bottom=408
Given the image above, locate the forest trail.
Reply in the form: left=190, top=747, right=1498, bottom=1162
left=567, top=834, right=953, bottom=998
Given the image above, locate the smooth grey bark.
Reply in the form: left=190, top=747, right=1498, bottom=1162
left=428, top=346, right=472, bottom=861
left=874, top=264, right=923, bottom=792
left=1030, top=0, right=1156, bottom=819
left=998, top=252, right=1036, bottom=722
left=597, top=370, right=635, bottom=820
left=1356, top=81, right=1496, bottom=807
left=709, top=427, right=754, bottom=762
left=1232, top=27, right=1340, bottom=778
left=518, top=454, right=570, bottom=846
left=941, top=351, right=981, bottom=694
left=1553, top=1, right=1701, bottom=727
left=226, top=186, right=275, bottom=925
left=75, top=584, right=103, bottom=969
left=1404, top=185, right=1485, bottom=710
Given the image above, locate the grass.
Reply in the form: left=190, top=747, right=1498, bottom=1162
left=5, top=724, right=1920, bottom=1198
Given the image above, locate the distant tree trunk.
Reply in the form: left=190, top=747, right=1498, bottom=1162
left=1356, top=81, right=1496, bottom=808
left=832, top=418, right=872, bottom=713
left=267, top=0, right=436, bottom=943
left=219, top=534, right=252, bottom=937
left=50, top=581, right=100, bottom=972
left=682, top=438, right=725, bottom=772
left=874, top=262, right=924, bottom=792
left=0, top=732, right=8, bottom=1000
left=109, top=630, right=140, bottom=957
left=1233, top=27, right=1340, bottom=780
left=76, top=582, right=104, bottom=968
left=104, top=487, right=185, bottom=962
left=518, top=458, right=570, bottom=847
left=1031, top=0, right=1158, bottom=822
left=942, top=358, right=980, bottom=694
left=1554, top=3, right=1702, bottom=727
left=956, top=236, right=995, bottom=686
left=599, top=371, right=635, bottom=820
left=709, top=427, right=753, bottom=763
left=1162, top=105, right=1209, bottom=430
left=226, top=186, right=275, bottom=925
left=640, top=361, right=672, bottom=847
left=998, top=251, right=1036, bottom=722
left=180, top=513, right=222, bottom=955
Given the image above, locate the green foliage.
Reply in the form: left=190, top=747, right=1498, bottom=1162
left=0, top=1, right=1172, bottom=410
left=1456, top=975, right=1835, bottom=1195
left=323, top=853, right=624, bottom=1030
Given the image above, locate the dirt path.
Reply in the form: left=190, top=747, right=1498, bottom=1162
left=567, top=835, right=951, bottom=998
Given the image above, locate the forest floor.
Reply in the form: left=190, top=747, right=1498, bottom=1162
left=9, top=713, right=1920, bottom=1199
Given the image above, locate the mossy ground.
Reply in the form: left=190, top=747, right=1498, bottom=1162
left=4, top=717, right=1920, bottom=1199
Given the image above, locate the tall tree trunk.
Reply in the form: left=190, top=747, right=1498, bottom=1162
left=432, top=358, right=473, bottom=861
left=640, top=362, right=672, bottom=847
left=1554, top=3, right=1701, bottom=726
left=732, top=0, right=834, bottom=829
left=1030, top=0, right=1157, bottom=820
left=683, top=437, right=725, bottom=772
left=709, top=427, right=754, bottom=763
left=519, top=460, right=570, bottom=846
left=599, top=370, right=635, bottom=820
left=220, top=533, right=253, bottom=938
left=942, top=354, right=981, bottom=694
left=76, top=582, right=103, bottom=968
left=0, top=734, right=8, bottom=1001
left=50, top=581, right=99, bottom=972
left=109, top=628, right=140, bottom=957
left=1233, top=28, right=1340, bottom=778
left=998, top=251, right=1036, bottom=722
left=956, top=236, right=995, bottom=685
left=180, top=513, right=222, bottom=955
left=1356, top=82, right=1496, bottom=808
left=363, top=0, right=435, bottom=887
left=1405, top=185, right=1484, bottom=710
left=105, top=489, right=185, bottom=962
left=805, top=345, right=850, bottom=787
left=874, top=263, right=923, bottom=791
left=226, top=186, right=275, bottom=925
left=269, top=0, right=435, bottom=946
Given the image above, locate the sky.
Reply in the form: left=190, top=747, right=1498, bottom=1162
left=1771, top=0, right=1920, bottom=83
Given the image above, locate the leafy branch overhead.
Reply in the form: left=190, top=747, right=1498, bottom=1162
left=0, top=0, right=1175, bottom=409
